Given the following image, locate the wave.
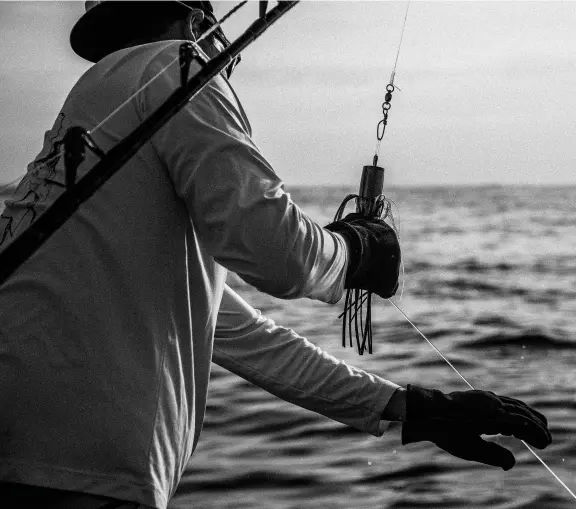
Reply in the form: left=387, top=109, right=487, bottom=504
left=178, top=470, right=323, bottom=492
left=410, top=277, right=529, bottom=300
left=410, top=355, right=478, bottom=369
left=273, top=422, right=366, bottom=441
left=406, top=259, right=515, bottom=273
left=355, top=463, right=448, bottom=484
left=408, top=276, right=576, bottom=303
left=458, top=330, right=576, bottom=350
left=209, top=406, right=320, bottom=437
left=403, top=257, right=576, bottom=278
left=473, top=315, right=520, bottom=328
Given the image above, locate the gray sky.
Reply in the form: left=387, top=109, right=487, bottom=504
left=1, top=1, right=575, bottom=187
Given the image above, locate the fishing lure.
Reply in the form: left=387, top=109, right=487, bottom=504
left=333, top=5, right=406, bottom=356
left=333, top=163, right=389, bottom=355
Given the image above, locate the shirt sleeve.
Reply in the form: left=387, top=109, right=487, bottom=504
left=141, top=44, right=347, bottom=303
left=213, top=284, right=401, bottom=437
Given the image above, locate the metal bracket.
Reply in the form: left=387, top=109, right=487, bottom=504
left=179, top=42, right=198, bottom=89
left=63, top=127, right=105, bottom=189
left=63, top=126, right=87, bottom=189
left=260, top=1, right=269, bottom=18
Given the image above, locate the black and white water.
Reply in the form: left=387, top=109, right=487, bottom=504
left=175, top=186, right=576, bottom=509
left=3, top=185, right=575, bottom=508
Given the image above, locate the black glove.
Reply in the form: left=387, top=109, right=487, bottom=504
left=325, top=213, right=400, bottom=298
left=402, top=384, right=552, bottom=471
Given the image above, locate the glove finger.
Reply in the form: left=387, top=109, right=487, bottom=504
left=497, top=412, right=552, bottom=449
left=434, top=433, right=516, bottom=471
left=498, top=394, right=547, bottom=417
left=499, top=396, right=549, bottom=427
left=480, top=415, right=551, bottom=449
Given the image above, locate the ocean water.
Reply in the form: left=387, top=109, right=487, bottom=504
left=174, top=186, right=576, bottom=509
left=2, top=185, right=575, bottom=508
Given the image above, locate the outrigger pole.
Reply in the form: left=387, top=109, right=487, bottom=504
left=0, top=1, right=298, bottom=287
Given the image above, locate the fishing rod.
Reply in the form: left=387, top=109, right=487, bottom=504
left=0, top=0, right=298, bottom=287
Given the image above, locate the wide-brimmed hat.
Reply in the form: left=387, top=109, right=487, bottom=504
left=70, top=1, right=216, bottom=63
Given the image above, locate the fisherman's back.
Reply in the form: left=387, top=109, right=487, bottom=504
left=0, top=41, right=237, bottom=509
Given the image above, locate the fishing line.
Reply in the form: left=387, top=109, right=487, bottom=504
left=91, top=57, right=179, bottom=135
left=387, top=299, right=475, bottom=389
left=374, top=1, right=410, bottom=165
left=386, top=198, right=405, bottom=299
left=392, top=2, right=410, bottom=77
left=91, top=0, right=248, bottom=136
left=386, top=298, right=576, bottom=502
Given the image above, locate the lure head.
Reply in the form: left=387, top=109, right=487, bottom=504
left=357, top=165, right=385, bottom=218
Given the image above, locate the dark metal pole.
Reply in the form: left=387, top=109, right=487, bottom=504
left=0, top=1, right=298, bottom=286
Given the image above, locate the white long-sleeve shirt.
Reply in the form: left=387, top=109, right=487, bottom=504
left=0, top=41, right=399, bottom=509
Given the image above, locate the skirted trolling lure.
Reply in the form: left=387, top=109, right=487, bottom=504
left=332, top=12, right=405, bottom=356
left=332, top=163, right=395, bottom=356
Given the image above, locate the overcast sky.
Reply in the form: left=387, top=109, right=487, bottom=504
left=0, top=1, right=575, bottom=187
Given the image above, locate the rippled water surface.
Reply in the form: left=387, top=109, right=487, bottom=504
left=172, top=186, right=576, bottom=509
left=3, top=186, right=576, bottom=508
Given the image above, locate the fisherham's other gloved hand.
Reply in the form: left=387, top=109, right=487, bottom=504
left=325, top=213, right=400, bottom=298
left=401, top=384, right=552, bottom=471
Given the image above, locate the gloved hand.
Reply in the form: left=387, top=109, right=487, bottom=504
left=325, top=213, right=400, bottom=298
left=401, top=384, right=552, bottom=470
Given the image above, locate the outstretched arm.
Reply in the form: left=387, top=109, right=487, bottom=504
left=212, top=286, right=552, bottom=471
left=213, top=284, right=404, bottom=437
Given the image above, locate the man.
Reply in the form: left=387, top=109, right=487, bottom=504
left=0, top=2, right=551, bottom=508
